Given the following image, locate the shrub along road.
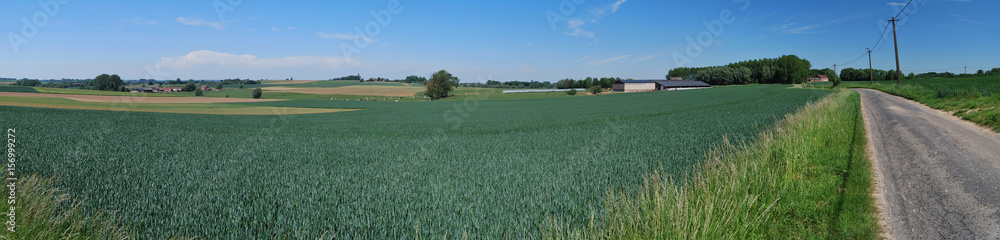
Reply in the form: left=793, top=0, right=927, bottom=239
left=856, top=89, right=1000, bottom=239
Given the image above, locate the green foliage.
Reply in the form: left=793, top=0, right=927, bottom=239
left=588, top=86, right=602, bottom=95
left=1, top=176, right=133, bottom=239
left=182, top=82, right=197, bottom=92
left=14, top=79, right=41, bottom=86
left=694, top=66, right=753, bottom=85
left=194, top=88, right=203, bottom=96
left=669, top=55, right=811, bottom=85
left=7, top=85, right=830, bottom=238
left=425, top=70, right=459, bottom=100
left=91, top=74, right=124, bottom=91
left=252, top=87, right=263, bottom=99
left=216, top=83, right=224, bottom=90
left=843, top=76, right=1000, bottom=131
left=566, top=88, right=577, bottom=95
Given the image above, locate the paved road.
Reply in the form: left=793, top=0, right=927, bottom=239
left=857, top=89, right=1000, bottom=240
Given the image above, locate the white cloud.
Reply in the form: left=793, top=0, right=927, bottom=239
left=317, top=32, right=356, bottom=40
left=886, top=2, right=907, bottom=6
left=150, top=50, right=359, bottom=79
left=587, top=54, right=633, bottom=66
left=636, top=53, right=664, bottom=62
left=175, top=17, right=235, bottom=30
left=563, top=19, right=595, bottom=38
left=592, top=0, right=627, bottom=19
left=271, top=26, right=297, bottom=31
left=562, top=0, right=628, bottom=38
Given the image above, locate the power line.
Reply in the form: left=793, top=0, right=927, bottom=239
left=871, top=23, right=892, bottom=51
left=894, top=0, right=915, bottom=19
left=897, top=0, right=926, bottom=20
left=840, top=52, right=869, bottom=67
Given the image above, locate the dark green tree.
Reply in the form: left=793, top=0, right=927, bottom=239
left=588, top=85, right=602, bottom=95
left=182, top=82, right=197, bottom=92
left=216, top=82, right=224, bottom=90
left=566, top=89, right=578, bottom=96
left=252, top=88, right=263, bottom=99
left=195, top=88, right=203, bottom=96
left=425, top=70, right=459, bottom=100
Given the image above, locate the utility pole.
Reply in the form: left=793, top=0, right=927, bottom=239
left=890, top=17, right=902, bottom=86
left=867, top=48, right=874, bottom=85
left=834, top=64, right=837, bottom=85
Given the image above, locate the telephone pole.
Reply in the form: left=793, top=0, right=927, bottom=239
left=890, top=17, right=902, bottom=86
left=867, top=48, right=873, bottom=84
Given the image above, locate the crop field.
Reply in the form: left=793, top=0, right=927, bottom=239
left=4, top=85, right=829, bottom=238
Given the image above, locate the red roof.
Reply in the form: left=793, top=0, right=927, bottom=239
left=817, top=75, right=828, bottom=78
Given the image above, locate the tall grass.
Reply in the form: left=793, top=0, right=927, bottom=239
left=542, top=90, right=879, bottom=239
left=0, top=175, right=132, bottom=239
left=844, top=79, right=1000, bottom=132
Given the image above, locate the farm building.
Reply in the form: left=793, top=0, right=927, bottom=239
left=808, top=75, right=830, bottom=82
left=612, top=80, right=712, bottom=92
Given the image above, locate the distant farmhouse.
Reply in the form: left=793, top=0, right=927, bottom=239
left=612, top=79, right=712, bottom=92
left=808, top=75, right=830, bottom=83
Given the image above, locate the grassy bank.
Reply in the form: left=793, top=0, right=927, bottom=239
left=0, top=176, right=132, bottom=239
left=841, top=77, right=1000, bottom=132
left=542, top=90, right=879, bottom=239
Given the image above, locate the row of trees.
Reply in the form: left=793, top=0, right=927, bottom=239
left=12, top=79, right=41, bottom=86
left=668, top=55, right=813, bottom=85
left=556, top=77, right=624, bottom=89
left=462, top=80, right=556, bottom=89
left=839, top=68, right=904, bottom=82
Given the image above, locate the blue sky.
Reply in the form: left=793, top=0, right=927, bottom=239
left=2, top=0, right=997, bottom=82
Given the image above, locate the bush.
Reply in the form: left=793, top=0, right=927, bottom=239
left=252, top=88, right=263, bottom=99
left=195, top=88, right=203, bottom=96
left=589, top=86, right=602, bottom=95
left=182, top=82, right=197, bottom=92
left=566, top=89, right=578, bottom=96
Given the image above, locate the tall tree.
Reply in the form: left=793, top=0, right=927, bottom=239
left=425, top=70, right=459, bottom=100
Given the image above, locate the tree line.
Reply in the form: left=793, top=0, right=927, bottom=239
left=556, top=77, right=624, bottom=89
left=668, top=55, right=813, bottom=85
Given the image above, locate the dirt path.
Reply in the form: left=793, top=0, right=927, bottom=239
left=0, top=92, right=283, bottom=103
left=856, top=89, right=1000, bottom=240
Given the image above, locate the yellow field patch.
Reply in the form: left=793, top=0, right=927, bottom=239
left=0, top=96, right=353, bottom=115
left=263, top=85, right=424, bottom=97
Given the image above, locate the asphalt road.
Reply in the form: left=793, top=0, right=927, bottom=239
left=857, top=89, right=1000, bottom=240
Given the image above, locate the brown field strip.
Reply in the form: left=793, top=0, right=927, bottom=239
left=263, top=85, right=424, bottom=97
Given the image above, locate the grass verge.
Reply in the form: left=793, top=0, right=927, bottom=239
left=541, top=90, right=880, bottom=239
left=0, top=175, right=132, bottom=239
left=842, top=82, right=1000, bottom=132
